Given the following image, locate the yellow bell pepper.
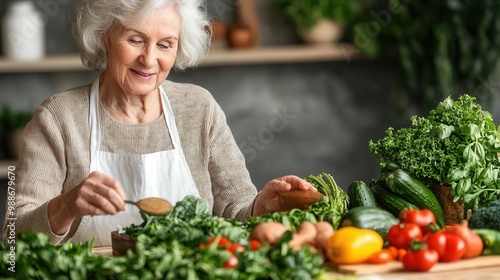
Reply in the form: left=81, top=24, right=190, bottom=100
left=326, top=226, right=383, bottom=264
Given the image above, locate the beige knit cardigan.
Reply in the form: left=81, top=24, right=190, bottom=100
left=2, top=80, right=258, bottom=244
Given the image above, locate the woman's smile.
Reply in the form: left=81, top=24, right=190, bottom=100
left=130, top=68, right=156, bottom=80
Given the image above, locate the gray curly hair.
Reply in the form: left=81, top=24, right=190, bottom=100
left=73, top=0, right=211, bottom=71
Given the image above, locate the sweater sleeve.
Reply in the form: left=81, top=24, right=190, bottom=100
left=207, top=98, right=258, bottom=221
left=2, top=103, right=69, bottom=244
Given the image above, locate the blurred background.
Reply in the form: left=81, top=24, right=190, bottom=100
left=0, top=0, right=499, bottom=199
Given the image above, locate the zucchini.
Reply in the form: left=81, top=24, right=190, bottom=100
left=339, top=206, right=399, bottom=241
left=347, top=181, right=377, bottom=208
left=370, top=184, right=419, bottom=217
left=386, top=169, right=446, bottom=227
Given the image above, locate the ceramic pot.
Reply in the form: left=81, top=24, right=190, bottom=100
left=431, top=183, right=465, bottom=225
left=299, top=19, right=345, bottom=45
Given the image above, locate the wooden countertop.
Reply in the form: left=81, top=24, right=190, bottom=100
left=93, top=247, right=500, bottom=279
left=324, top=266, right=500, bottom=280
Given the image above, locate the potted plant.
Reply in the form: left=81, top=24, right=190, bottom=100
left=272, top=0, right=360, bottom=44
left=352, top=1, right=500, bottom=112
left=0, top=106, right=32, bottom=159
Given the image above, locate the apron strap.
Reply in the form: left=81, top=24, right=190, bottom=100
left=159, top=85, right=181, bottom=150
left=89, top=78, right=100, bottom=171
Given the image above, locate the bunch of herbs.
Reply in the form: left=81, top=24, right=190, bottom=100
left=369, top=94, right=500, bottom=212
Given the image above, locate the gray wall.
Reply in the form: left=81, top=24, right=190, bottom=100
left=1, top=0, right=499, bottom=191
left=169, top=61, right=398, bottom=189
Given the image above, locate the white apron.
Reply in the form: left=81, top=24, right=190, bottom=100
left=71, top=78, right=200, bottom=246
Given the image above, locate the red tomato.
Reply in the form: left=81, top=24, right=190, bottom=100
left=399, top=209, right=437, bottom=235
left=367, top=249, right=394, bottom=264
left=227, top=243, right=245, bottom=254
left=425, top=231, right=466, bottom=262
left=208, top=236, right=232, bottom=248
left=387, top=223, right=423, bottom=249
left=249, top=240, right=261, bottom=250
left=223, top=253, right=239, bottom=269
left=399, top=209, right=436, bottom=226
left=402, top=247, right=439, bottom=272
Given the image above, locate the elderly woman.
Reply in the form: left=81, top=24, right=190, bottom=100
left=2, top=0, right=316, bottom=246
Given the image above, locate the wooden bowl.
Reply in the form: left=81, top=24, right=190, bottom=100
left=111, top=231, right=136, bottom=256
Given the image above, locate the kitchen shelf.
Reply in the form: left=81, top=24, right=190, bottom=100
left=0, top=44, right=359, bottom=73
left=203, top=44, right=359, bottom=66
left=0, top=55, right=87, bottom=73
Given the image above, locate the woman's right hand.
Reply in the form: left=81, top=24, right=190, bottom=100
left=48, top=171, right=126, bottom=235
left=64, top=171, right=127, bottom=217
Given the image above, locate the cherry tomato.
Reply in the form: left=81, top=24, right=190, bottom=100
left=227, top=243, right=245, bottom=254
left=207, top=236, right=232, bottom=248
left=387, top=223, right=423, bottom=249
left=425, top=231, right=466, bottom=262
left=398, top=248, right=407, bottom=260
left=387, top=246, right=399, bottom=259
left=367, top=249, right=394, bottom=264
left=402, top=246, right=439, bottom=272
left=223, top=253, right=239, bottom=269
left=249, top=240, right=261, bottom=250
left=386, top=246, right=407, bottom=261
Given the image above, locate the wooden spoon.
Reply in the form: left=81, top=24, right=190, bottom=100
left=278, top=190, right=324, bottom=209
left=125, top=197, right=173, bottom=216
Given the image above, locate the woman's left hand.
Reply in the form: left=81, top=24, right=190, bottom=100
left=252, top=175, right=316, bottom=216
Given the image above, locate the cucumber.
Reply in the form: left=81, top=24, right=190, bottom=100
left=380, top=162, right=400, bottom=173
left=370, top=184, right=419, bottom=217
left=347, top=181, right=377, bottom=209
left=339, top=206, right=399, bottom=241
left=386, top=169, right=446, bottom=227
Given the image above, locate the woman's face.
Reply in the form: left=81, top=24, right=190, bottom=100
left=103, top=5, right=181, bottom=96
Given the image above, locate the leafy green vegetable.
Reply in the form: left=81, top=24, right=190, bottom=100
left=0, top=231, right=101, bottom=280
left=306, top=173, right=349, bottom=217
left=1, top=196, right=325, bottom=279
left=369, top=94, right=500, bottom=212
left=126, top=195, right=248, bottom=248
left=126, top=196, right=325, bottom=279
